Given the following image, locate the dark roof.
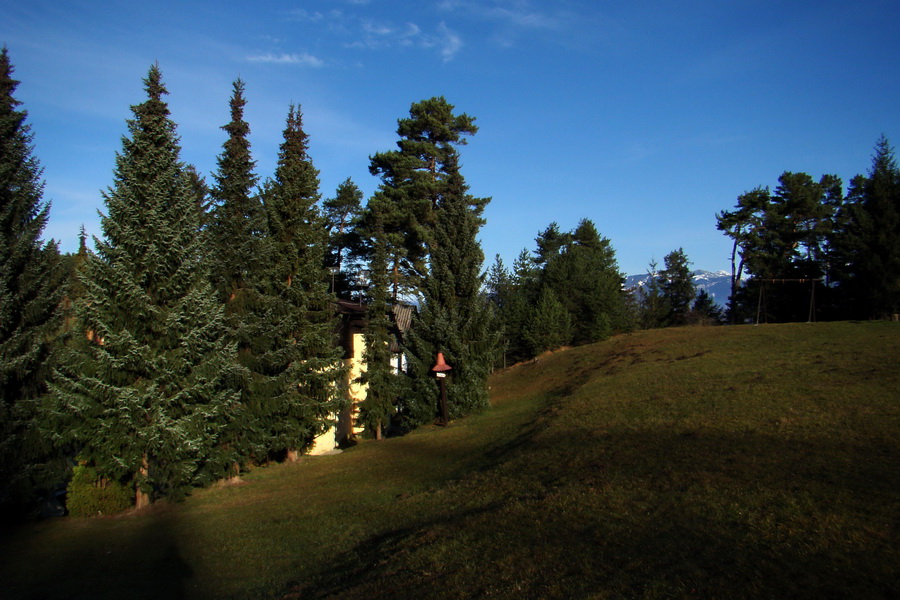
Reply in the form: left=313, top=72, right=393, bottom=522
left=391, top=304, right=414, bottom=334
left=333, top=300, right=417, bottom=356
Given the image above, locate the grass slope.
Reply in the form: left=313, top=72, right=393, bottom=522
left=1, top=322, right=898, bottom=599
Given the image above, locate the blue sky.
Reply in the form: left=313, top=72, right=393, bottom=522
left=2, top=0, right=898, bottom=275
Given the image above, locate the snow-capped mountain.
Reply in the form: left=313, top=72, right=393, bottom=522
left=624, top=270, right=732, bottom=308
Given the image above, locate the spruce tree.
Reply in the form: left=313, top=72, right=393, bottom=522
left=690, top=289, right=724, bottom=325
left=660, top=248, right=695, bottom=326
left=357, top=212, right=397, bottom=439
left=403, top=163, right=499, bottom=425
left=523, top=287, right=572, bottom=355
left=539, top=219, right=627, bottom=344
left=261, top=104, right=342, bottom=460
left=52, top=66, right=238, bottom=507
left=835, top=137, right=900, bottom=318
left=207, top=79, right=269, bottom=469
left=638, top=258, right=669, bottom=329
left=0, top=46, right=65, bottom=507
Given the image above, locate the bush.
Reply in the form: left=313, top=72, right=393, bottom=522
left=65, top=464, right=133, bottom=517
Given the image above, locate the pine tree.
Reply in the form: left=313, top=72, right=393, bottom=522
left=52, top=65, right=239, bottom=507
left=689, top=289, right=724, bottom=325
left=323, top=177, right=364, bottom=298
left=261, top=104, right=342, bottom=460
left=717, top=173, right=840, bottom=322
left=523, top=287, right=572, bottom=355
left=0, top=46, right=65, bottom=507
left=208, top=79, right=264, bottom=304
left=534, top=222, right=570, bottom=267
left=366, top=96, right=482, bottom=300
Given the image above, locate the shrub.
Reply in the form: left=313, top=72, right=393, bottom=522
left=65, top=464, right=132, bottom=517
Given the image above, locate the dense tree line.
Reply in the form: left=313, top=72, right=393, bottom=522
left=0, top=50, right=497, bottom=514
left=717, top=137, right=900, bottom=323
left=487, top=219, right=631, bottom=366
left=2, top=44, right=896, bottom=515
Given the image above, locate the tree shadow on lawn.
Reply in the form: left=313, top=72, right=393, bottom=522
left=1, top=504, right=194, bottom=600
left=283, top=426, right=899, bottom=600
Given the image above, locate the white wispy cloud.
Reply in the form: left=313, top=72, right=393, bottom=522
left=437, top=22, right=463, bottom=61
left=287, top=9, right=326, bottom=22
left=349, top=18, right=462, bottom=60
left=439, top=0, right=571, bottom=40
left=246, top=52, right=325, bottom=67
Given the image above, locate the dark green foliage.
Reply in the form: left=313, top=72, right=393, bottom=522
left=206, top=79, right=273, bottom=468
left=208, top=79, right=265, bottom=304
left=52, top=65, right=239, bottom=504
left=689, top=289, right=724, bottom=325
left=485, top=250, right=539, bottom=366
left=366, top=96, right=482, bottom=299
left=660, top=248, right=695, bottom=325
left=636, top=259, right=668, bottom=329
left=717, top=172, right=841, bottom=322
left=0, top=47, right=65, bottom=507
left=533, top=222, right=570, bottom=267
left=357, top=215, right=397, bottom=438
left=539, top=219, right=628, bottom=345
left=360, top=97, right=496, bottom=429
left=831, top=136, right=900, bottom=318
left=323, top=177, right=364, bottom=299
left=488, top=220, right=627, bottom=363
left=403, top=163, right=499, bottom=424
left=523, top=287, right=572, bottom=354
left=65, top=463, right=132, bottom=517
left=259, top=103, right=343, bottom=457
left=717, top=140, right=900, bottom=322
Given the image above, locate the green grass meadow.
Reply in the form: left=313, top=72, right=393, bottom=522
left=2, top=322, right=898, bottom=599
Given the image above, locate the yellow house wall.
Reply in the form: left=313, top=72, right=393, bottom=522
left=308, top=332, right=367, bottom=455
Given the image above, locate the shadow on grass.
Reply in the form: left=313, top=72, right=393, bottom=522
left=1, top=506, right=194, bottom=600
left=282, top=425, right=899, bottom=600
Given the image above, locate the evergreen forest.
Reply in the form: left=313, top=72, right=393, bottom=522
left=1, top=47, right=898, bottom=516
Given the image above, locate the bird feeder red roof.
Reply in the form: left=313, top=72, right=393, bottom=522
left=431, top=352, right=452, bottom=372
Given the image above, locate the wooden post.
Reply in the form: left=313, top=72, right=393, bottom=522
left=438, top=376, right=449, bottom=426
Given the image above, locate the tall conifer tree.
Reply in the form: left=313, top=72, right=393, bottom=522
left=207, top=79, right=269, bottom=469
left=357, top=212, right=397, bottom=439
left=660, top=248, right=695, bottom=326
left=261, top=104, right=342, bottom=459
left=53, top=66, right=238, bottom=507
left=539, top=219, right=627, bottom=344
left=0, top=47, right=65, bottom=506
left=403, top=160, right=499, bottom=425
left=323, top=177, right=364, bottom=298
left=835, top=137, right=900, bottom=318
left=366, top=96, right=482, bottom=299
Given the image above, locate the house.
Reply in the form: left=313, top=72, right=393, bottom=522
left=306, top=300, right=414, bottom=454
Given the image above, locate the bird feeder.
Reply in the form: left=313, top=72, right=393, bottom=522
left=431, top=352, right=452, bottom=425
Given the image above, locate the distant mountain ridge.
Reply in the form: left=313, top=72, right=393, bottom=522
left=624, top=269, right=732, bottom=308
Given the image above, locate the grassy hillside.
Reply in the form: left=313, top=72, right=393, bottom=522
left=2, top=322, right=898, bottom=599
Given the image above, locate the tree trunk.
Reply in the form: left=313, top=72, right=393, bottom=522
left=135, top=454, right=150, bottom=510
left=227, top=461, right=241, bottom=484
left=391, top=259, right=400, bottom=302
